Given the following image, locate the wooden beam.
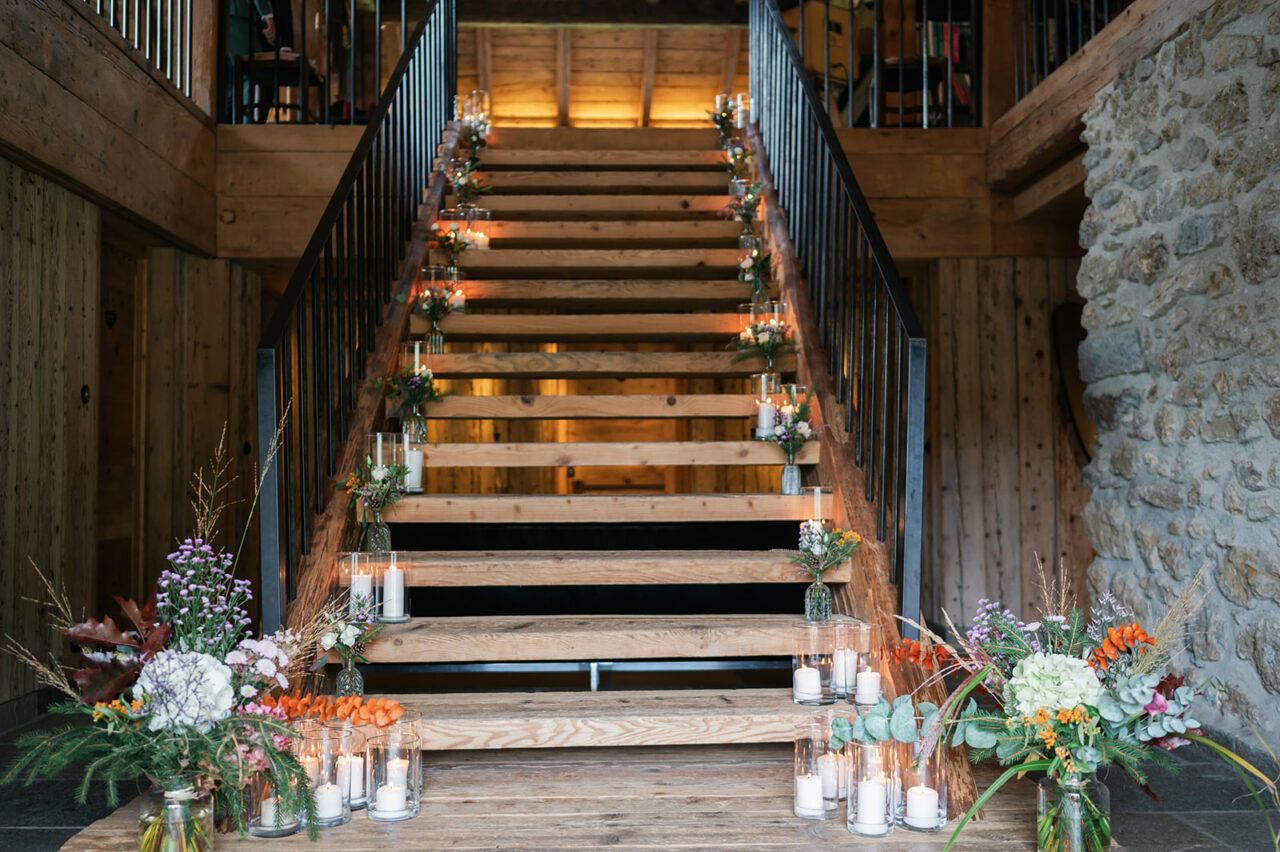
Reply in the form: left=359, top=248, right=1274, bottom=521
left=417, top=440, right=820, bottom=468
left=488, top=127, right=720, bottom=149
left=720, top=30, right=741, bottom=96
left=475, top=28, right=493, bottom=93
left=337, top=550, right=851, bottom=587
left=458, top=0, right=749, bottom=26
left=556, top=28, right=571, bottom=126
left=384, top=492, right=833, bottom=524
left=481, top=220, right=742, bottom=242
left=358, top=614, right=799, bottom=662
left=427, top=351, right=797, bottom=379
left=1012, top=151, right=1087, bottom=220
left=987, top=0, right=1216, bottom=190
left=640, top=29, right=659, bottom=127
left=406, top=393, right=761, bottom=419
left=419, top=312, right=744, bottom=341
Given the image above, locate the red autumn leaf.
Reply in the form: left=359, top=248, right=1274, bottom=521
left=72, top=657, right=142, bottom=704
left=64, top=615, right=139, bottom=649
left=113, top=595, right=159, bottom=634
left=138, top=622, right=171, bottom=661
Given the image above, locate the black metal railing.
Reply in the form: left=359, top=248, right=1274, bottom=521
left=788, top=0, right=978, bottom=128
left=225, top=0, right=427, bottom=124
left=752, top=0, right=926, bottom=637
left=1014, top=0, right=1132, bottom=100
left=83, top=0, right=193, bottom=99
left=255, top=0, right=455, bottom=633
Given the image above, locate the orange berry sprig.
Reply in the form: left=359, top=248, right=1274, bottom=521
left=261, top=693, right=406, bottom=728
left=1087, top=621, right=1154, bottom=671
left=892, top=638, right=952, bottom=670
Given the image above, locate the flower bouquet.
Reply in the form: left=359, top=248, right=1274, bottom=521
left=709, top=100, right=735, bottom=144
left=738, top=249, right=770, bottom=301
left=317, top=601, right=382, bottom=698
left=725, top=181, right=763, bottom=226
left=789, top=520, right=861, bottom=621
left=731, top=318, right=796, bottom=374
left=374, top=364, right=443, bottom=444
left=891, top=568, right=1279, bottom=852
left=338, top=456, right=409, bottom=552
left=445, top=158, right=490, bottom=207
left=413, top=286, right=460, bottom=335
left=430, top=221, right=472, bottom=266
left=1, top=437, right=329, bottom=849
left=722, top=137, right=753, bottom=177
left=462, top=117, right=490, bottom=163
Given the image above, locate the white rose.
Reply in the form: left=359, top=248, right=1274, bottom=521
left=339, top=625, right=361, bottom=646
left=320, top=632, right=338, bottom=651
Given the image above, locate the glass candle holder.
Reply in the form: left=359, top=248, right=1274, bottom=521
left=325, top=722, right=369, bottom=810
left=895, top=738, right=947, bottom=832
left=715, top=92, right=729, bottom=111
left=299, top=728, right=352, bottom=828
left=365, top=433, right=404, bottom=484
left=791, top=621, right=835, bottom=705
left=463, top=207, right=491, bottom=251
left=248, top=774, right=301, bottom=837
left=729, top=177, right=748, bottom=199
left=421, top=264, right=465, bottom=289
left=848, top=622, right=885, bottom=707
left=339, top=552, right=376, bottom=617
left=847, top=740, right=894, bottom=837
left=753, top=372, right=782, bottom=440
left=469, top=89, right=491, bottom=124
left=831, top=616, right=862, bottom=698
left=400, top=340, right=435, bottom=375
left=738, top=233, right=761, bottom=254
left=385, top=708, right=421, bottom=740
left=793, top=718, right=839, bottom=820
left=376, top=552, right=409, bottom=623
left=735, top=92, right=751, bottom=126
left=366, top=733, right=421, bottom=822
left=401, top=429, right=425, bottom=493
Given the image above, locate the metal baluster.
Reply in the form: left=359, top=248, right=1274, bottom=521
left=822, top=0, right=830, bottom=112
left=876, top=279, right=890, bottom=539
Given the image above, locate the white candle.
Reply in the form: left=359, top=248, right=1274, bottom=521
left=854, top=779, right=888, bottom=830
left=301, top=755, right=321, bottom=786
left=346, top=754, right=365, bottom=801
left=735, top=93, right=747, bottom=127
left=794, top=774, right=824, bottom=815
left=844, top=650, right=858, bottom=692
left=258, top=796, right=296, bottom=828
left=414, top=340, right=421, bottom=371
left=449, top=288, right=466, bottom=309
left=386, top=757, right=410, bottom=788
left=382, top=564, right=405, bottom=619
left=349, top=570, right=372, bottom=613
left=818, top=753, right=841, bottom=800
left=854, top=669, right=881, bottom=705
left=404, top=448, right=424, bottom=491
left=792, top=664, right=821, bottom=701
left=375, top=783, right=407, bottom=815
left=375, top=433, right=384, bottom=468
left=833, top=649, right=848, bottom=692
left=756, top=401, right=776, bottom=437
left=715, top=93, right=728, bottom=110
left=905, top=784, right=940, bottom=829
left=313, top=782, right=344, bottom=820
left=813, top=487, right=821, bottom=521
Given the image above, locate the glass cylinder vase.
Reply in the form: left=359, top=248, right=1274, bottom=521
left=739, top=233, right=761, bottom=253
left=847, top=621, right=885, bottom=708
left=791, top=620, right=835, bottom=705
left=325, top=722, right=369, bottom=810
left=376, top=552, right=409, bottom=623
left=401, top=427, right=425, bottom=493
left=138, top=775, right=213, bottom=852
left=341, top=552, right=376, bottom=616
left=299, top=728, right=352, bottom=828
left=365, top=432, right=404, bottom=486
left=831, top=616, right=862, bottom=698
left=895, top=737, right=947, bottom=832
left=793, top=718, right=839, bottom=820
left=846, top=740, right=894, bottom=837
left=753, top=372, right=782, bottom=440
left=366, top=733, right=421, bottom=822
left=248, top=773, right=301, bottom=838
left=1036, top=774, right=1111, bottom=852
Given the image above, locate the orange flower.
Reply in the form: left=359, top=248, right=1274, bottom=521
left=1031, top=708, right=1051, bottom=727
left=1036, top=729, right=1058, bottom=748
left=1088, top=621, right=1154, bottom=670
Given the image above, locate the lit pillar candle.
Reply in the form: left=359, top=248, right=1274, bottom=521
left=854, top=669, right=881, bottom=705
left=449, top=288, right=466, bottom=309
left=413, top=340, right=421, bottom=371
left=375, top=784, right=407, bottom=815
left=818, top=752, right=841, bottom=800
left=349, top=566, right=372, bottom=614
left=345, top=754, right=365, bottom=801
left=313, top=783, right=344, bottom=820
left=715, top=93, right=728, bottom=110
left=832, top=649, right=848, bottom=693
left=812, top=486, right=822, bottom=521
left=756, top=400, right=776, bottom=438
left=386, top=757, right=410, bottom=788
left=735, top=93, right=747, bottom=127
left=792, top=665, right=821, bottom=701
left=301, top=755, right=321, bottom=786
left=375, top=433, right=384, bottom=469
left=794, top=774, right=824, bottom=815
left=258, top=796, right=296, bottom=828
left=904, top=784, right=940, bottom=829
left=853, top=778, right=888, bottom=831
left=403, top=433, right=423, bottom=492
left=382, top=562, right=405, bottom=619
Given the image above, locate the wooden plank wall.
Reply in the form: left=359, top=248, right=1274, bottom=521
left=0, top=159, right=101, bottom=727
left=456, top=25, right=748, bottom=127
left=916, top=257, right=1093, bottom=627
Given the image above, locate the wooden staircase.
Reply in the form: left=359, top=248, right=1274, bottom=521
left=351, top=127, right=841, bottom=750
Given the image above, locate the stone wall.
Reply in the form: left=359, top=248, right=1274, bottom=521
left=1077, top=0, right=1280, bottom=743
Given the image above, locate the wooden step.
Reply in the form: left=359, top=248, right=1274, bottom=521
left=482, top=149, right=725, bottom=169
left=480, top=194, right=730, bottom=219
left=428, top=351, right=796, bottom=379
left=488, top=127, right=721, bottom=150
left=420, top=441, right=817, bottom=468
left=402, top=689, right=813, bottom=750
left=359, top=614, right=797, bottom=662
left=456, top=248, right=739, bottom=273
left=423, top=312, right=743, bottom=341
left=412, top=394, right=760, bottom=419
left=337, top=550, right=850, bottom=587
left=485, top=220, right=742, bottom=242
left=473, top=170, right=729, bottom=194
left=463, top=279, right=769, bottom=309
left=383, top=492, right=832, bottom=524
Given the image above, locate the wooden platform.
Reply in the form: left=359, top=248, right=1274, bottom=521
left=58, top=746, right=1038, bottom=851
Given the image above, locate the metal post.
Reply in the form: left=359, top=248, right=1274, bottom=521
left=256, top=348, right=286, bottom=634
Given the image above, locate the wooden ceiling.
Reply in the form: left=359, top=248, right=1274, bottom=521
left=456, top=25, right=749, bottom=127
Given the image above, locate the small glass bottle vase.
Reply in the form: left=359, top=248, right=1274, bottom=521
left=336, top=653, right=364, bottom=697
left=362, top=510, right=392, bottom=553
left=793, top=719, right=840, bottom=820
left=781, top=457, right=802, bottom=495
left=138, top=775, right=214, bottom=852
left=804, top=576, right=832, bottom=622
left=1036, top=774, right=1111, bottom=852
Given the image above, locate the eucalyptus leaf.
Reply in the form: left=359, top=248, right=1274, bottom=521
left=890, top=701, right=920, bottom=743
left=865, top=714, right=892, bottom=742
left=851, top=713, right=868, bottom=743
left=966, top=724, right=998, bottom=750
left=1097, top=694, right=1125, bottom=723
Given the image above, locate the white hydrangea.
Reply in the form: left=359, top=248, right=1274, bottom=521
left=1005, top=652, right=1102, bottom=715
left=135, top=651, right=235, bottom=732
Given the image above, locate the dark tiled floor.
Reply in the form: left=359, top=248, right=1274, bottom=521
left=1, top=717, right=1276, bottom=851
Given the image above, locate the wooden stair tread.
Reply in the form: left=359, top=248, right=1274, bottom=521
left=487, top=127, right=721, bottom=149
left=337, top=550, right=849, bottom=586
left=383, top=492, right=832, bottom=524
left=418, top=441, right=817, bottom=468
left=424, top=312, right=743, bottom=341
left=480, top=194, right=730, bottom=217
left=361, top=614, right=798, bottom=662
left=473, top=170, right=729, bottom=193
left=482, top=149, right=726, bottom=168
left=402, top=689, right=813, bottom=750
left=462, top=279, right=769, bottom=307
left=427, top=351, right=796, bottom=379
left=409, top=394, right=761, bottom=419
left=485, top=220, right=742, bottom=241
left=457, top=248, right=740, bottom=270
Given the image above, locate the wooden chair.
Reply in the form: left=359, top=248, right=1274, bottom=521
left=233, top=50, right=325, bottom=123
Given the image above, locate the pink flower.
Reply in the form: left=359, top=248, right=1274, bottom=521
left=1144, top=692, right=1169, bottom=715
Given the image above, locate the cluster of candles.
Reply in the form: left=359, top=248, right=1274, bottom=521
left=249, top=720, right=423, bottom=836
left=714, top=91, right=752, bottom=128
left=793, top=714, right=947, bottom=836
left=455, top=89, right=491, bottom=130
left=343, top=551, right=407, bottom=622
left=791, top=617, right=881, bottom=707
left=368, top=428, right=424, bottom=500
